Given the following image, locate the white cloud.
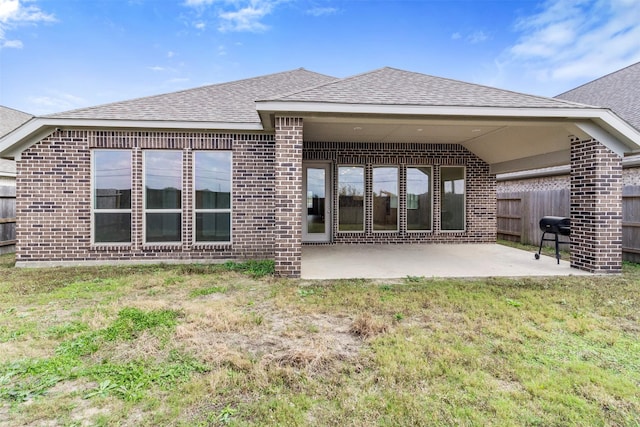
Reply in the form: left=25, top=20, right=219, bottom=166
left=2, top=38, right=21, bottom=48
left=184, top=0, right=216, bottom=6
left=183, top=0, right=282, bottom=33
left=451, top=30, right=490, bottom=44
left=167, top=50, right=175, bottom=58
left=0, top=0, right=55, bottom=49
left=468, top=31, right=489, bottom=44
left=0, top=0, right=19, bottom=22
left=306, top=7, right=337, bottom=17
left=493, top=0, right=640, bottom=95
left=218, top=3, right=273, bottom=32
left=149, top=66, right=165, bottom=71
left=27, top=91, right=86, bottom=114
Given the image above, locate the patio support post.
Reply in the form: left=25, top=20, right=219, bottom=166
left=570, top=137, right=623, bottom=273
left=274, top=116, right=303, bottom=277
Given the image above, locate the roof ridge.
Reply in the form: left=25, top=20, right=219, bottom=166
left=260, top=74, right=342, bottom=101
left=44, top=68, right=335, bottom=118
left=262, top=67, right=406, bottom=102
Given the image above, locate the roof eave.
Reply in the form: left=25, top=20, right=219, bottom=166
left=255, top=101, right=640, bottom=155
left=0, top=118, right=265, bottom=159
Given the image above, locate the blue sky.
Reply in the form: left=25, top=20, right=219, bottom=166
left=1, top=0, right=639, bottom=115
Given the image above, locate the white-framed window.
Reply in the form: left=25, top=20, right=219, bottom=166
left=92, top=150, right=132, bottom=244
left=193, top=151, right=232, bottom=243
left=406, top=166, right=432, bottom=231
left=440, top=166, right=465, bottom=231
left=338, top=165, right=365, bottom=232
left=372, top=166, right=398, bottom=232
left=144, top=150, right=182, bottom=243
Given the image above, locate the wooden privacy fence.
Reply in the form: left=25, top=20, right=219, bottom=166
left=0, top=186, right=16, bottom=254
left=498, top=186, right=640, bottom=263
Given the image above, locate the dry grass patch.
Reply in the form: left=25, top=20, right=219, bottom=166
left=261, top=336, right=353, bottom=374
left=349, top=313, right=390, bottom=339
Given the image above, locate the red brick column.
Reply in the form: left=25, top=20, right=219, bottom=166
left=570, top=138, right=623, bottom=273
left=274, top=117, right=303, bottom=277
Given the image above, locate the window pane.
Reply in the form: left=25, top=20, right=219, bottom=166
left=407, top=167, right=432, bottom=231
left=146, top=213, right=181, bottom=242
left=196, top=212, right=231, bottom=242
left=441, top=167, right=465, bottom=231
left=94, top=151, right=131, bottom=209
left=373, top=167, right=398, bottom=231
left=145, top=151, right=182, bottom=209
left=94, top=212, right=131, bottom=243
left=306, top=168, right=326, bottom=234
left=195, top=152, right=231, bottom=209
left=338, top=166, right=364, bottom=231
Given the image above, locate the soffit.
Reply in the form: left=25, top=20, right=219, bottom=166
left=300, top=115, right=582, bottom=173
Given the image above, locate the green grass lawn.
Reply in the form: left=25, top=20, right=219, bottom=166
left=0, top=252, right=639, bottom=426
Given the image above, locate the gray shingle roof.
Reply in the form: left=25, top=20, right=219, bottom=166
left=556, top=62, right=640, bottom=131
left=45, top=68, right=337, bottom=123
left=265, top=67, right=591, bottom=109
left=0, top=106, right=32, bottom=137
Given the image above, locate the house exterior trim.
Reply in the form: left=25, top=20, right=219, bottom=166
left=0, top=118, right=264, bottom=159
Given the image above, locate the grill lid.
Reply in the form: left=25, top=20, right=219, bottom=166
left=539, top=216, right=570, bottom=236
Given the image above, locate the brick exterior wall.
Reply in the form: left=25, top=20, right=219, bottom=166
left=15, top=129, right=497, bottom=276
left=570, top=138, right=623, bottom=273
left=497, top=166, right=639, bottom=192
left=16, top=130, right=276, bottom=265
left=304, top=142, right=496, bottom=244
left=274, top=117, right=303, bottom=277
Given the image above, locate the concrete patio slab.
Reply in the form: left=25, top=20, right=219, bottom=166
left=301, top=244, right=593, bottom=280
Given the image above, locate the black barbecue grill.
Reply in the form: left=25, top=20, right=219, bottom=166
left=535, top=216, right=570, bottom=264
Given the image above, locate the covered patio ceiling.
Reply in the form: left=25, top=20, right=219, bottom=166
left=289, top=113, right=638, bottom=174
left=302, top=115, right=577, bottom=174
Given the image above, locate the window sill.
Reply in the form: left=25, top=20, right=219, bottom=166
left=90, top=244, right=132, bottom=251
left=142, top=243, right=183, bottom=251
left=192, top=242, right=232, bottom=249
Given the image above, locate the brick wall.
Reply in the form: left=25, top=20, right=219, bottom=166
left=15, top=130, right=496, bottom=272
left=497, top=166, right=640, bottom=192
left=16, top=130, right=276, bottom=265
left=274, top=117, right=303, bottom=277
left=570, top=138, right=622, bottom=273
left=304, top=142, right=496, bottom=244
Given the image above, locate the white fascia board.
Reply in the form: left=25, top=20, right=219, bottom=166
left=0, top=118, right=264, bottom=159
left=574, top=122, right=630, bottom=157
left=256, top=101, right=608, bottom=119
left=496, top=154, right=640, bottom=181
left=490, top=149, right=571, bottom=175
left=39, top=118, right=264, bottom=131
